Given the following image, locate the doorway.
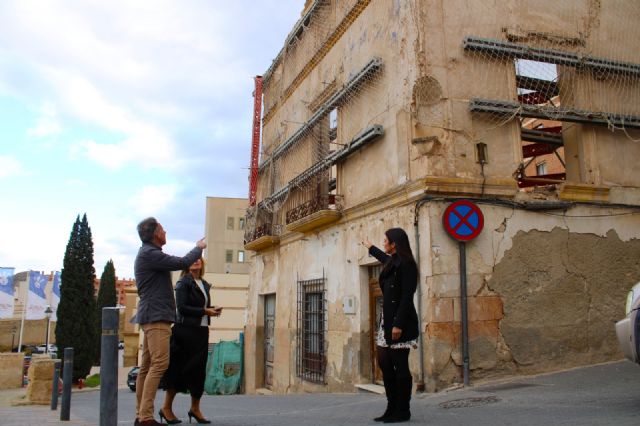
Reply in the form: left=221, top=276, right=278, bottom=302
left=264, top=294, right=276, bottom=389
left=368, top=265, right=383, bottom=384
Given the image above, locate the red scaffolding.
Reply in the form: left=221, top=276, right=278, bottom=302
left=248, top=76, right=263, bottom=206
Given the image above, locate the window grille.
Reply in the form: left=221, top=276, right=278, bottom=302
left=225, top=250, right=233, bottom=263
left=296, top=273, right=326, bottom=384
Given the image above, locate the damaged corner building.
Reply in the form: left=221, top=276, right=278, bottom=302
left=242, top=0, right=640, bottom=393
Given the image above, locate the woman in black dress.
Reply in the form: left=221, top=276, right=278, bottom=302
left=362, top=228, right=419, bottom=423
left=159, top=257, right=221, bottom=424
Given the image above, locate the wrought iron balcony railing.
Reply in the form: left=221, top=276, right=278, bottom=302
left=244, top=223, right=276, bottom=244
left=286, top=195, right=341, bottom=225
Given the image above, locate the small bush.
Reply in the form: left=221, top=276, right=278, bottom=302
left=84, top=374, right=100, bottom=387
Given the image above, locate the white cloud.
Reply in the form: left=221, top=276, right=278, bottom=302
left=0, top=215, right=66, bottom=273
left=0, top=155, right=24, bottom=178
left=163, top=238, right=199, bottom=258
left=48, top=71, right=178, bottom=170
left=0, top=0, right=304, bottom=277
left=75, top=124, right=176, bottom=171
left=27, top=102, right=61, bottom=137
left=128, top=184, right=179, bottom=216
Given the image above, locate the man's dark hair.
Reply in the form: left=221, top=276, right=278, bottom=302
left=137, top=217, right=158, bottom=243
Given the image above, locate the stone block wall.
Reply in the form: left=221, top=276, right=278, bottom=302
left=0, top=353, right=23, bottom=389
left=26, top=357, right=56, bottom=404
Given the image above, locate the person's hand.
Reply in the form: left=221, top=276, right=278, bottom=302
left=205, top=306, right=222, bottom=317
left=196, top=238, right=207, bottom=249
left=204, top=307, right=221, bottom=317
left=361, top=237, right=372, bottom=249
left=392, top=327, right=402, bottom=341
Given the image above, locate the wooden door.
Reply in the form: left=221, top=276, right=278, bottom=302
left=264, top=294, right=276, bottom=389
left=369, top=266, right=383, bottom=384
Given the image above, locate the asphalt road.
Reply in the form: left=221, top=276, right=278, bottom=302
left=2, top=360, right=639, bottom=425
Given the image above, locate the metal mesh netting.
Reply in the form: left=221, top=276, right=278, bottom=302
left=245, top=1, right=640, bottom=241
left=245, top=0, right=385, bottom=242
left=454, top=1, right=640, bottom=187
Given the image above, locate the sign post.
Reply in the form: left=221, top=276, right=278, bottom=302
left=443, top=200, right=484, bottom=386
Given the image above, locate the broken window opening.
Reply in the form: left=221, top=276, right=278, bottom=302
left=514, top=59, right=566, bottom=189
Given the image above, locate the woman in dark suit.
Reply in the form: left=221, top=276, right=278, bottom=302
left=363, top=228, right=419, bottom=423
left=159, top=257, right=221, bottom=424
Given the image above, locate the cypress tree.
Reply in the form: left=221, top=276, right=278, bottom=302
left=56, top=214, right=97, bottom=381
left=94, top=260, right=117, bottom=364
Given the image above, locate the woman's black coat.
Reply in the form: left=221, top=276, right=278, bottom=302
left=369, top=245, right=419, bottom=345
left=174, top=274, right=212, bottom=327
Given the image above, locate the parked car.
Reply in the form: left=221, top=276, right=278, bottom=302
left=615, top=282, right=640, bottom=364
left=127, top=366, right=140, bottom=392
left=19, top=344, right=39, bottom=355
left=34, top=344, right=57, bottom=354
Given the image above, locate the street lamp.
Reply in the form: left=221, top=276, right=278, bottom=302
left=44, top=305, right=53, bottom=355
left=11, top=326, right=17, bottom=352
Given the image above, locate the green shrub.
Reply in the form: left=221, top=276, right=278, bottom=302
left=84, top=374, right=100, bottom=387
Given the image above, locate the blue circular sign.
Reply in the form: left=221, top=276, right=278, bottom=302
left=443, top=200, right=484, bottom=241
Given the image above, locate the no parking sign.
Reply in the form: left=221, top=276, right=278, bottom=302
left=442, top=199, right=484, bottom=386
left=443, top=200, right=484, bottom=241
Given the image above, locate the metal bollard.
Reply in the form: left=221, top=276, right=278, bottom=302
left=100, top=307, right=119, bottom=426
left=51, top=360, right=61, bottom=410
left=60, top=347, right=73, bottom=421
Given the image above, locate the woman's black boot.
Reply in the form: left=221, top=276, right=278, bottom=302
left=384, top=376, right=412, bottom=423
left=374, top=404, right=395, bottom=422
left=374, top=378, right=396, bottom=422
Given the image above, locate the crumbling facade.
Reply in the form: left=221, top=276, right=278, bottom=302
left=243, top=0, right=640, bottom=393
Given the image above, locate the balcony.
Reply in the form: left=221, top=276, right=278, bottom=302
left=244, top=223, right=280, bottom=252
left=286, top=195, right=342, bottom=233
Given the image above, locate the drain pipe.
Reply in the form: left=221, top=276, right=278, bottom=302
left=413, top=197, right=432, bottom=392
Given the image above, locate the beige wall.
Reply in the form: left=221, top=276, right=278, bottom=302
left=244, top=0, right=640, bottom=394
left=203, top=272, right=248, bottom=343
left=205, top=197, right=251, bottom=275
left=0, top=353, right=23, bottom=389
left=123, top=287, right=140, bottom=367
left=0, top=319, right=56, bottom=351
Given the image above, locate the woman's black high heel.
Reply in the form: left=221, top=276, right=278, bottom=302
left=159, top=409, right=182, bottom=424
left=187, top=410, right=211, bottom=424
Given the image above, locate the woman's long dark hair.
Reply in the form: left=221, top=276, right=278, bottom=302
left=382, top=227, right=416, bottom=273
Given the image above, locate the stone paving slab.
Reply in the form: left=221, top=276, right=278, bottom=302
left=0, top=361, right=638, bottom=426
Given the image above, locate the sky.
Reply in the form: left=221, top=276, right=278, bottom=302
left=0, top=0, right=303, bottom=279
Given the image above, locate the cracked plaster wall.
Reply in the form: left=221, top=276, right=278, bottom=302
left=425, top=202, right=640, bottom=391
left=246, top=0, right=640, bottom=395
left=244, top=201, right=640, bottom=394
left=244, top=204, right=424, bottom=393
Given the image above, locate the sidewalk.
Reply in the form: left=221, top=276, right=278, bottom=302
left=0, top=366, right=132, bottom=426
left=0, top=361, right=639, bottom=426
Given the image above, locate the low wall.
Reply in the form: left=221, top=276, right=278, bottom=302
left=0, top=319, right=57, bottom=351
left=0, top=352, right=23, bottom=389
left=26, top=356, right=56, bottom=404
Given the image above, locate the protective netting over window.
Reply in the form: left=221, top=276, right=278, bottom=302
left=244, top=1, right=640, bottom=242
left=245, top=0, right=385, bottom=243
left=456, top=1, right=640, bottom=128
left=411, top=0, right=640, bottom=189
